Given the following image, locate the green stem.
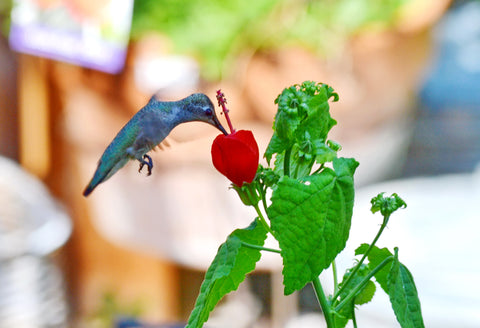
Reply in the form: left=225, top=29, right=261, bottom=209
left=351, top=301, right=358, bottom=328
left=258, top=184, right=269, bottom=214
left=332, top=260, right=339, bottom=295
left=284, top=147, right=292, bottom=177
left=241, top=241, right=281, bottom=253
left=312, top=277, right=335, bottom=328
left=333, top=213, right=390, bottom=302
left=244, top=184, right=275, bottom=237
left=255, top=204, right=275, bottom=237
left=334, top=256, right=394, bottom=312
left=249, top=197, right=274, bottom=238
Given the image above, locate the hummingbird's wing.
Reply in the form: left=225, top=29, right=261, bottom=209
left=126, top=111, right=172, bottom=160
left=155, top=137, right=172, bottom=151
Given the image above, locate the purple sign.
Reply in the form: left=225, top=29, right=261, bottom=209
left=9, top=0, right=133, bottom=74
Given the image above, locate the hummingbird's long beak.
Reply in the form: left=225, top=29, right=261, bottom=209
left=213, top=115, right=228, bottom=135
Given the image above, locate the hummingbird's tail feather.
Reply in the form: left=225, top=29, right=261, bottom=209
left=83, top=167, right=111, bottom=197
left=83, top=183, right=97, bottom=197
left=83, top=157, right=129, bottom=197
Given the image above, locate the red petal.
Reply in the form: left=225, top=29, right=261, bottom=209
left=211, top=130, right=259, bottom=186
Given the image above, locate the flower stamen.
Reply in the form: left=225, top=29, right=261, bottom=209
left=216, top=89, right=235, bottom=134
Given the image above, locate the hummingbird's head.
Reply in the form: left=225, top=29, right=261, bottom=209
left=183, top=93, right=228, bottom=135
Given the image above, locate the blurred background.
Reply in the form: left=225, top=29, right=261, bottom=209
left=0, top=0, right=479, bottom=327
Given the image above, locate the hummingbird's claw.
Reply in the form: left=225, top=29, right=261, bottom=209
left=138, top=154, right=153, bottom=176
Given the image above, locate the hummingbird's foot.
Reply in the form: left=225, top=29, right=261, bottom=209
left=138, top=154, right=153, bottom=176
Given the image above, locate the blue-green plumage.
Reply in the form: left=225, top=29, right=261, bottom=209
left=83, top=93, right=227, bottom=196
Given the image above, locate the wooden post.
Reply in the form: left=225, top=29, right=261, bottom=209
left=17, top=54, right=51, bottom=178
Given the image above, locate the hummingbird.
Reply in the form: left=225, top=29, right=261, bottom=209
left=83, top=93, right=227, bottom=196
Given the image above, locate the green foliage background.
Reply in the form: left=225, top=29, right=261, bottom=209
left=132, top=0, right=409, bottom=80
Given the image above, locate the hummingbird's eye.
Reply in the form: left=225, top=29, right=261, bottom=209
left=204, top=108, right=213, bottom=116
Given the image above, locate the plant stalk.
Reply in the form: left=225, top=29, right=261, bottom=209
left=333, top=213, right=390, bottom=301
left=244, top=184, right=275, bottom=237
left=251, top=199, right=274, bottom=237
left=334, top=256, right=394, bottom=312
left=312, top=277, right=335, bottom=328
left=332, top=260, right=339, bottom=295
left=241, top=241, right=281, bottom=253
left=351, top=301, right=358, bottom=328
left=284, top=147, right=292, bottom=177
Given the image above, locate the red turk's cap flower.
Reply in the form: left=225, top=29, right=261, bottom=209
left=212, top=89, right=259, bottom=186
left=211, top=130, right=259, bottom=186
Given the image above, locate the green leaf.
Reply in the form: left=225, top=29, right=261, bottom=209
left=355, top=244, right=393, bottom=293
left=267, top=157, right=358, bottom=294
left=332, top=311, right=349, bottom=328
left=333, top=264, right=377, bottom=328
left=355, top=246, right=425, bottom=328
left=186, top=218, right=268, bottom=328
left=265, top=133, right=287, bottom=164
left=388, top=251, right=425, bottom=328
left=276, top=110, right=300, bottom=142
left=295, top=95, right=337, bottom=143
left=314, top=141, right=338, bottom=165
left=355, top=280, right=376, bottom=305
left=338, top=264, right=377, bottom=306
left=327, top=139, right=342, bottom=152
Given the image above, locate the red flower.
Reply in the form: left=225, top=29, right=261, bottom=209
left=211, top=130, right=259, bottom=186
